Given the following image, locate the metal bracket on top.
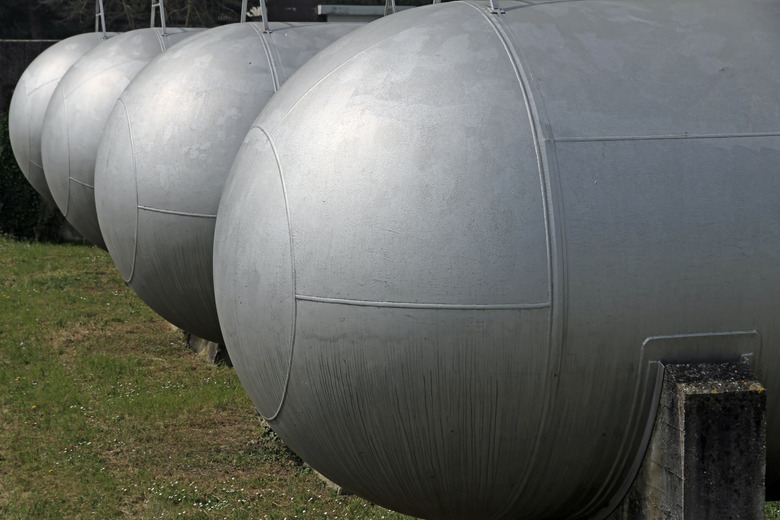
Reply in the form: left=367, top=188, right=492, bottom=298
left=95, top=0, right=107, bottom=37
left=243, top=0, right=271, bottom=32
left=489, top=0, right=506, bottom=14
left=259, top=0, right=271, bottom=33
left=150, top=0, right=168, bottom=36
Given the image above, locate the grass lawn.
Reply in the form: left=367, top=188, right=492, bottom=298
left=0, top=236, right=412, bottom=519
left=1, top=235, right=778, bottom=519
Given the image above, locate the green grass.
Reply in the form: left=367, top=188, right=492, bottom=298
left=0, top=236, right=413, bottom=519
left=1, top=235, right=779, bottom=519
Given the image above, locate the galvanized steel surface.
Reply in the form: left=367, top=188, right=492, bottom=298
left=213, top=1, right=780, bottom=518
left=40, top=27, right=201, bottom=249
left=8, top=32, right=114, bottom=205
left=94, top=21, right=361, bottom=343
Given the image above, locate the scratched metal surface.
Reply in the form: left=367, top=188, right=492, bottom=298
left=40, top=27, right=201, bottom=249
left=94, top=22, right=362, bottom=343
left=214, top=0, right=780, bottom=518
left=8, top=32, right=116, bottom=206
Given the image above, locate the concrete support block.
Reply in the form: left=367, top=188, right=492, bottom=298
left=186, top=333, right=232, bottom=366
left=607, top=362, right=766, bottom=520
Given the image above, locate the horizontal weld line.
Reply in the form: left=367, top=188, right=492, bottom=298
left=553, top=131, right=780, bottom=143
left=26, top=77, right=59, bottom=96
left=296, top=294, right=551, bottom=310
left=69, top=177, right=94, bottom=189
left=137, top=205, right=217, bottom=218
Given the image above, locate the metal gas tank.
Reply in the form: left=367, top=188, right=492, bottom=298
left=40, top=27, right=201, bottom=249
left=213, top=1, right=780, bottom=518
left=8, top=32, right=116, bottom=205
left=94, top=21, right=362, bottom=343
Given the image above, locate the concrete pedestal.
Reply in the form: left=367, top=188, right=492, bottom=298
left=186, top=333, right=231, bottom=366
left=607, top=362, right=766, bottom=520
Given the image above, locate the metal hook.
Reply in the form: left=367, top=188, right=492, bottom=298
left=94, top=0, right=107, bottom=37
left=150, top=0, right=168, bottom=36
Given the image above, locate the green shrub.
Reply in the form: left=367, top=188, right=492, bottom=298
left=0, top=113, right=64, bottom=242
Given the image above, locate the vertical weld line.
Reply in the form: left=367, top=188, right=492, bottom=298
left=118, top=98, right=140, bottom=285
left=479, top=5, right=645, bottom=518
left=253, top=24, right=281, bottom=91
left=259, top=125, right=297, bottom=422
left=26, top=83, right=38, bottom=181
left=268, top=34, right=284, bottom=91
left=576, top=369, right=652, bottom=514
left=590, top=361, right=666, bottom=520
left=155, top=27, right=166, bottom=52
left=464, top=2, right=565, bottom=516
left=60, top=88, right=72, bottom=218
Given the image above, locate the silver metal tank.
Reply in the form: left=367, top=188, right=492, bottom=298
left=8, top=32, right=115, bottom=205
left=212, top=0, right=780, bottom=518
left=93, top=22, right=361, bottom=343
left=40, top=27, right=200, bottom=249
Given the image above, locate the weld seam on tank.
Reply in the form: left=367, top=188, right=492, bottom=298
left=69, top=177, right=94, bottom=189
left=22, top=81, right=32, bottom=172
left=27, top=78, right=59, bottom=96
left=62, top=89, right=72, bottom=217
left=464, top=2, right=569, bottom=515
left=137, top=205, right=217, bottom=218
left=252, top=25, right=281, bottom=91
left=154, top=29, right=166, bottom=52
left=295, top=295, right=551, bottom=310
left=258, top=125, right=298, bottom=423
left=554, top=131, right=780, bottom=142
left=491, top=5, right=640, bottom=513
left=118, top=97, right=140, bottom=286
left=267, top=34, right=285, bottom=91
left=591, top=363, right=668, bottom=520
left=66, top=61, right=136, bottom=94
left=584, top=364, right=662, bottom=519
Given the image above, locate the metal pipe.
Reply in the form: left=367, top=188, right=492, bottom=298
left=150, top=0, right=167, bottom=35
left=94, top=0, right=107, bottom=36
left=259, top=0, right=270, bottom=33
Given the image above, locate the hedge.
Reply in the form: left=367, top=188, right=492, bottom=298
left=0, top=114, right=64, bottom=242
